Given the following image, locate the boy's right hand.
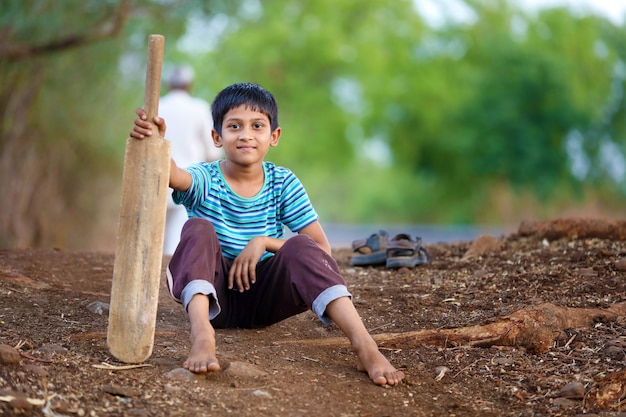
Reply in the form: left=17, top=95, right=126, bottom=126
left=229, top=237, right=267, bottom=292
left=130, top=108, right=167, bottom=139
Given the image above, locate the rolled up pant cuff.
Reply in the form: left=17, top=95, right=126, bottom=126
left=312, top=284, right=352, bottom=325
left=181, top=279, right=221, bottom=320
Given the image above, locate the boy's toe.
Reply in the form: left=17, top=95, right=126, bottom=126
left=372, top=374, right=388, bottom=385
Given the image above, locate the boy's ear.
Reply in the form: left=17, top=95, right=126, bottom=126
left=211, top=129, right=223, bottom=147
left=270, top=127, right=281, bottom=147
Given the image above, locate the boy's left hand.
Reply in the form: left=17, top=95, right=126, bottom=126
left=229, top=237, right=266, bottom=292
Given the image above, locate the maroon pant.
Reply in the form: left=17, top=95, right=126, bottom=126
left=166, top=218, right=350, bottom=329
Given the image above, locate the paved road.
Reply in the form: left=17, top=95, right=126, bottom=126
left=289, top=223, right=511, bottom=248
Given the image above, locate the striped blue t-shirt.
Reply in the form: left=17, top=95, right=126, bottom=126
left=172, top=160, right=319, bottom=260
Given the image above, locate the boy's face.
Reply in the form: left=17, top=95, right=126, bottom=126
left=212, top=105, right=281, bottom=165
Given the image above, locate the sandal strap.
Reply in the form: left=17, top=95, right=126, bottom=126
left=387, top=234, right=422, bottom=249
left=418, top=246, right=433, bottom=263
left=351, top=230, right=388, bottom=253
left=389, top=233, right=412, bottom=242
left=387, top=235, right=425, bottom=257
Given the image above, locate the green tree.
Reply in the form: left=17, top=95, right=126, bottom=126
left=0, top=0, right=201, bottom=248
left=383, top=2, right=626, bottom=222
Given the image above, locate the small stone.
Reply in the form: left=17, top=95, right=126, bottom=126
left=492, top=357, right=515, bottom=366
left=616, top=259, right=626, bottom=271
left=555, top=381, right=585, bottom=399
left=86, top=301, right=110, bottom=315
left=604, top=345, right=625, bottom=360
left=23, top=364, right=48, bottom=377
left=577, top=268, right=597, bottom=277
left=223, top=361, right=268, bottom=378
left=0, top=344, right=20, bottom=365
left=101, top=384, right=139, bottom=398
left=552, top=397, right=579, bottom=408
left=36, top=344, right=68, bottom=354
left=35, top=344, right=68, bottom=359
left=249, top=389, right=272, bottom=399
left=166, top=367, right=205, bottom=381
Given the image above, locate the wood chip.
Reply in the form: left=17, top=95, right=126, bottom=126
left=92, top=362, right=154, bottom=370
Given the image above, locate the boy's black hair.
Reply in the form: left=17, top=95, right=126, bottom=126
left=211, top=82, right=279, bottom=135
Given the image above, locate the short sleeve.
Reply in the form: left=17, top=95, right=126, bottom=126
left=279, top=170, right=318, bottom=232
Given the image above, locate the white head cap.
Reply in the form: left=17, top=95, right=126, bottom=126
left=168, top=65, right=195, bottom=89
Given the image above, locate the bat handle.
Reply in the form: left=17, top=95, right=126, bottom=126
left=144, top=34, right=164, bottom=130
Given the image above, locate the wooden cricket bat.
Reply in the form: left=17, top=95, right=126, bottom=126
left=107, top=34, right=171, bottom=363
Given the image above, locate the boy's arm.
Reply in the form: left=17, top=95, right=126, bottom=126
left=130, top=108, right=192, bottom=192
left=169, top=159, right=192, bottom=191
left=298, top=221, right=332, bottom=255
left=229, top=221, right=332, bottom=292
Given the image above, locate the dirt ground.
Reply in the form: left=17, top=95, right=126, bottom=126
left=1, top=219, right=626, bottom=417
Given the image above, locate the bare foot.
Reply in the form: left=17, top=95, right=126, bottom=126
left=183, top=323, right=220, bottom=373
left=324, top=296, right=404, bottom=385
left=355, top=343, right=404, bottom=386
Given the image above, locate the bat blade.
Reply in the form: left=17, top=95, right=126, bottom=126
left=107, top=34, right=170, bottom=363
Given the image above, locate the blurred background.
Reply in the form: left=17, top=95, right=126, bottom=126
left=1, top=0, right=625, bottom=250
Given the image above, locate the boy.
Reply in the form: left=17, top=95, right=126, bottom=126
left=131, top=82, right=404, bottom=386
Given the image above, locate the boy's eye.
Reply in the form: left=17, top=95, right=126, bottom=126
left=253, top=123, right=263, bottom=129
left=229, top=123, right=240, bottom=129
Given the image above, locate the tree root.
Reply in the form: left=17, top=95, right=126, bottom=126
left=285, top=302, right=626, bottom=354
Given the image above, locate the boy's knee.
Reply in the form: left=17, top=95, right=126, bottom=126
left=282, top=234, right=331, bottom=263
left=178, top=219, right=218, bottom=250
left=284, top=234, right=316, bottom=251
left=182, top=218, right=214, bottom=234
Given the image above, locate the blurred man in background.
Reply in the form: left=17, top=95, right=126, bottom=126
left=160, top=65, right=222, bottom=254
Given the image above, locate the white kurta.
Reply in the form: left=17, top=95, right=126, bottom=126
left=159, top=90, right=222, bottom=254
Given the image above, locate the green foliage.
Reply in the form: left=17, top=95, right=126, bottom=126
left=1, top=0, right=626, bottom=249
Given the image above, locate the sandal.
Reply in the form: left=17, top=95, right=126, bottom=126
left=350, top=230, right=389, bottom=266
left=385, top=234, right=431, bottom=268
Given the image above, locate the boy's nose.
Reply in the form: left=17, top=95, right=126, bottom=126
left=239, top=127, right=253, bottom=139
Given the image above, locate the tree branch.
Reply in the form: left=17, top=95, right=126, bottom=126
left=1, top=0, right=131, bottom=62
